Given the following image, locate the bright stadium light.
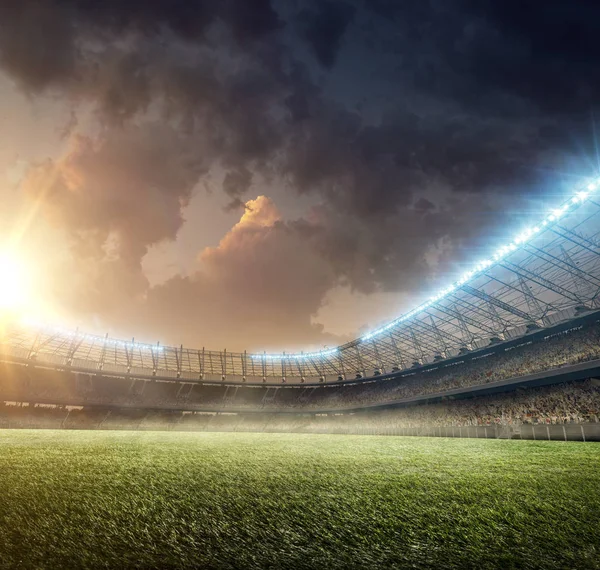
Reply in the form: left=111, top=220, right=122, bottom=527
left=356, top=178, right=599, bottom=345
left=16, top=321, right=164, bottom=355
left=251, top=348, right=339, bottom=360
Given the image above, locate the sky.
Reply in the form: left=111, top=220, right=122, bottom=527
left=0, top=0, right=599, bottom=353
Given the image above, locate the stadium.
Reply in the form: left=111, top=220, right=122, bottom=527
left=2, top=2, right=600, bottom=569
left=2, top=183, right=600, bottom=441
left=0, top=175, right=599, bottom=568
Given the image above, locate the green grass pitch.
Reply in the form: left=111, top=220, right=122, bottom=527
left=0, top=431, right=598, bottom=569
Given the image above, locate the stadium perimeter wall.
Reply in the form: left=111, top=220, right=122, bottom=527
left=1, top=419, right=598, bottom=441
left=280, top=423, right=600, bottom=442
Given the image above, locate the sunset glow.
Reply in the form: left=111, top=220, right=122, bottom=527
left=0, top=248, right=52, bottom=326
left=0, top=250, right=30, bottom=312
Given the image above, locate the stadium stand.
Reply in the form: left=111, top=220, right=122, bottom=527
left=0, top=378, right=598, bottom=439
left=1, top=314, right=599, bottom=440
left=1, top=316, right=600, bottom=410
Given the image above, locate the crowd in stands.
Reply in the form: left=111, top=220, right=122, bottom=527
left=0, top=378, right=598, bottom=434
left=1, top=319, right=600, bottom=413
left=298, top=322, right=600, bottom=409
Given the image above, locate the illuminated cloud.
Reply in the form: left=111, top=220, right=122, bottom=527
left=22, top=125, right=208, bottom=266
left=136, top=196, right=344, bottom=351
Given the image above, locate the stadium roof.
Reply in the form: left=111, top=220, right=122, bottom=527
left=2, top=180, right=600, bottom=383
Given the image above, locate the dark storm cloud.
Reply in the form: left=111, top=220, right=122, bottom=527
left=461, top=0, right=600, bottom=113
left=2, top=0, right=600, bottom=334
left=297, top=0, right=356, bottom=68
left=23, top=125, right=208, bottom=264
left=292, top=197, right=504, bottom=296
left=222, top=166, right=254, bottom=207
left=0, top=1, right=76, bottom=92
left=361, top=0, right=600, bottom=115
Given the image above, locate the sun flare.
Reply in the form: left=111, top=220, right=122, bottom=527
left=0, top=250, right=31, bottom=314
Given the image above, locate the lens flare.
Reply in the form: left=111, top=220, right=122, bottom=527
left=0, top=250, right=30, bottom=313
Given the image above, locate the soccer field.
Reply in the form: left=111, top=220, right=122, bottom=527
left=0, top=431, right=598, bottom=569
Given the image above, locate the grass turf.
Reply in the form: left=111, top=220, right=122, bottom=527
left=0, top=431, right=598, bottom=569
